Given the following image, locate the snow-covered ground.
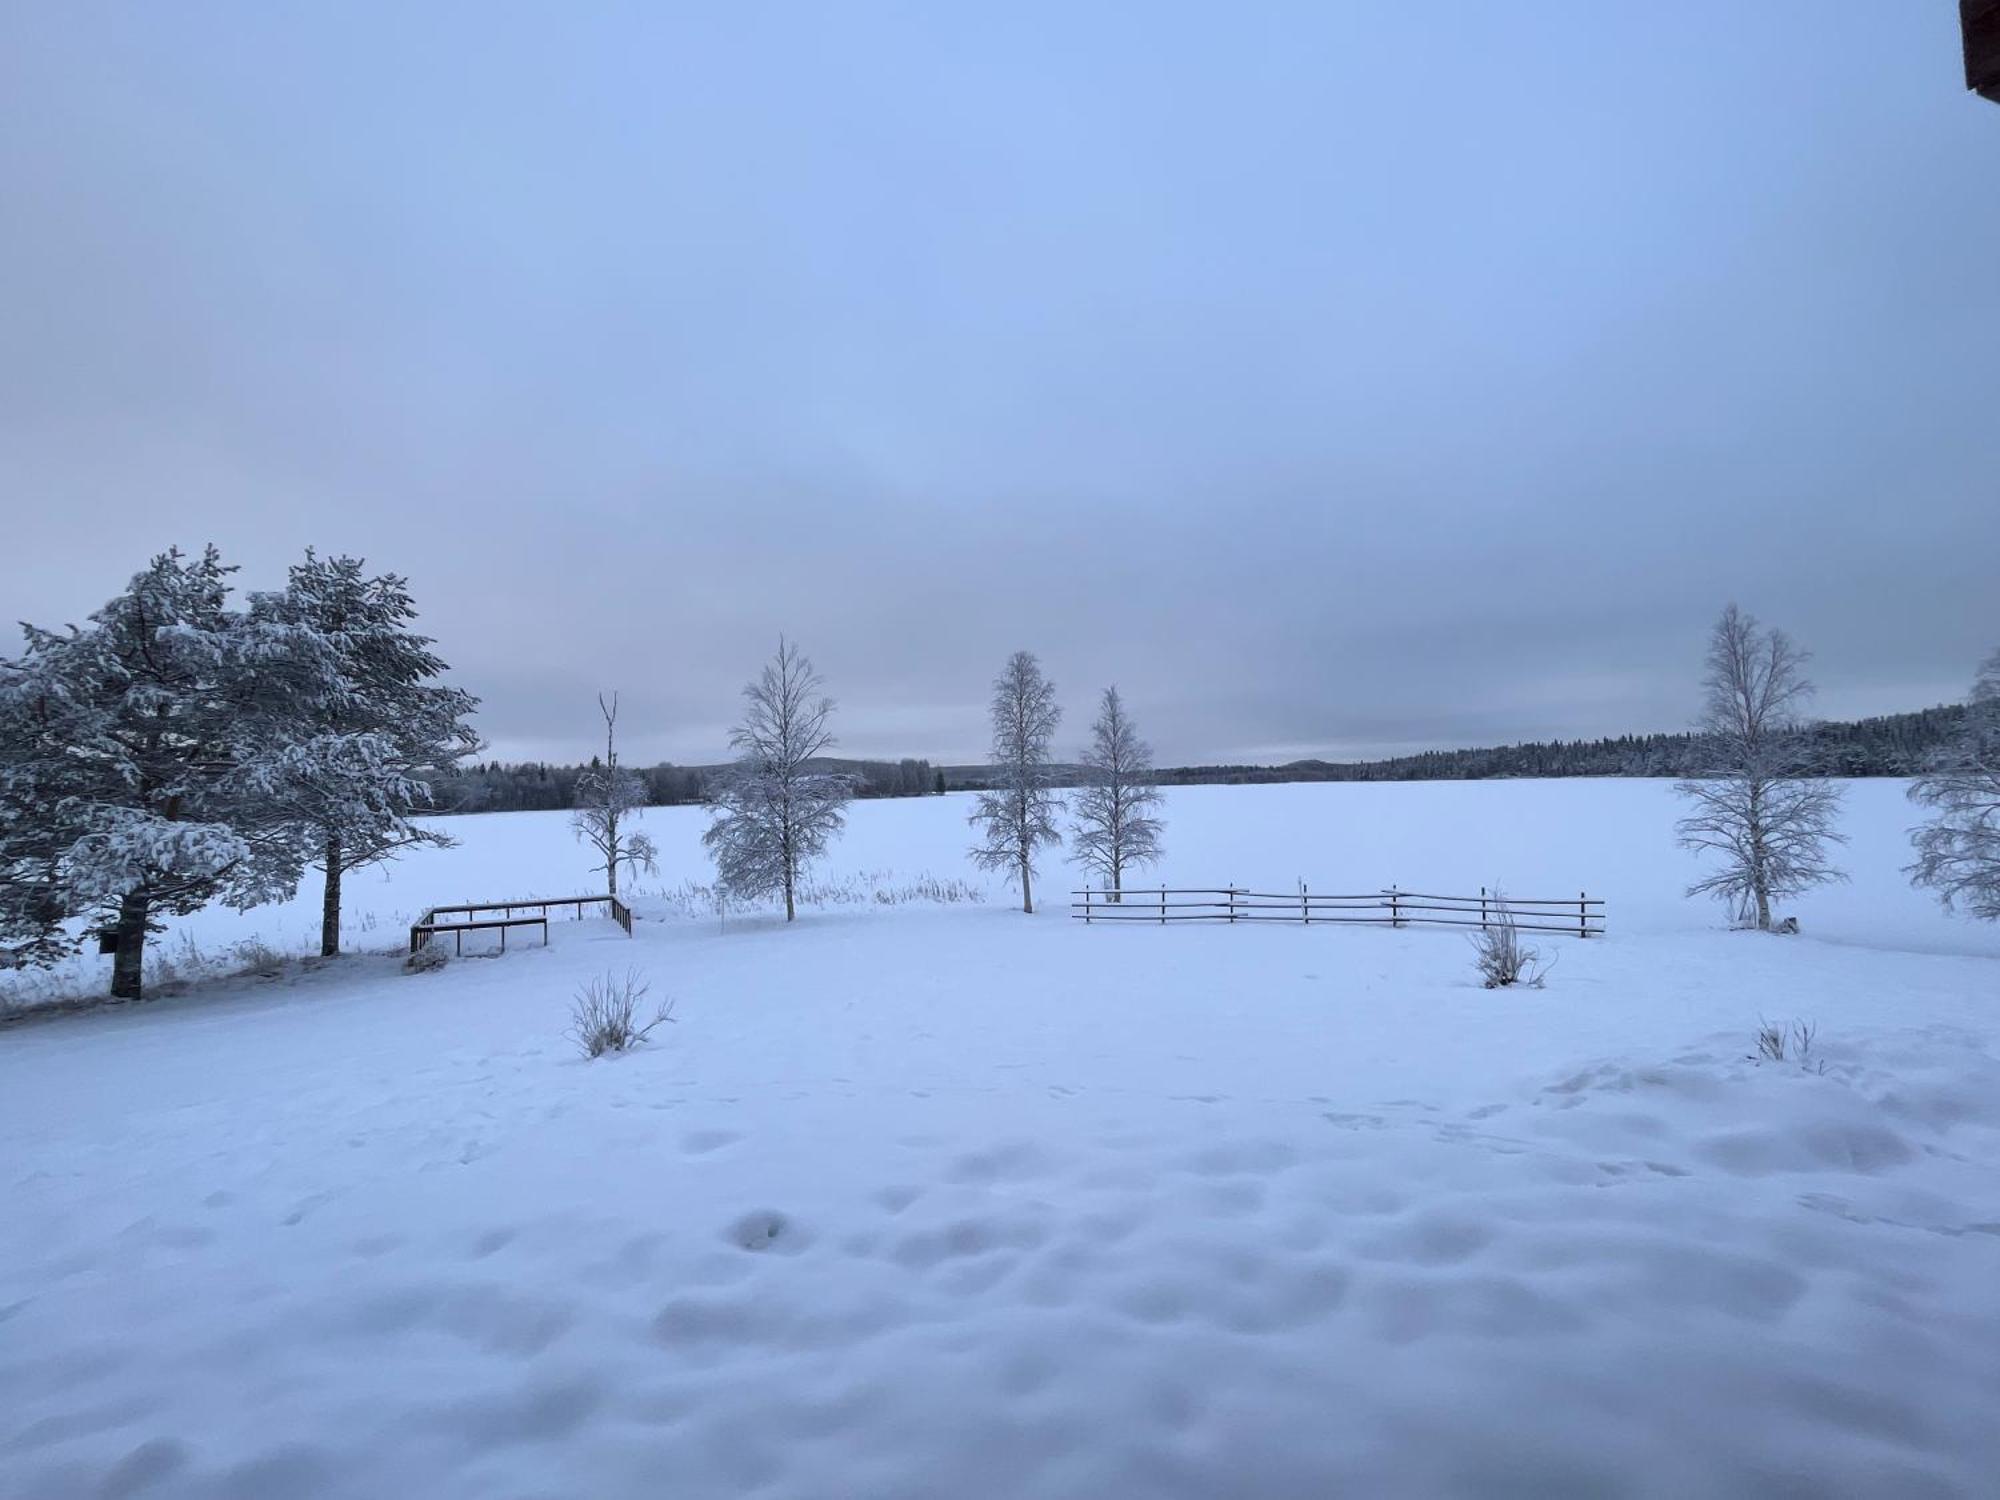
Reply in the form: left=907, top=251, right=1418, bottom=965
left=4, top=780, right=1998, bottom=1497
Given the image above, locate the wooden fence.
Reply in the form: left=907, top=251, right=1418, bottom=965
left=409, top=893, right=635, bottom=955
left=1071, top=885, right=1603, bottom=937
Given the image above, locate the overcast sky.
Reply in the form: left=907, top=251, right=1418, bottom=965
left=2, top=4, right=1995, bottom=766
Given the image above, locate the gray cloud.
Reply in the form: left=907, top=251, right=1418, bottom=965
left=3, top=4, right=1995, bottom=767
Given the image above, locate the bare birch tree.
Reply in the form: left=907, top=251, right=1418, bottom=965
left=572, top=692, right=656, bottom=898
left=1908, top=647, right=2000, bottom=921
left=1674, top=604, right=1845, bottom=929
left=1069, top=685, right=1164, bottom=900
left=969, top=650, right=1063, bottom=913
left=703, top=637, right=852, bottom=921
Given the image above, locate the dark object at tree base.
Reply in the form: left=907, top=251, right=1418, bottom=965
left=1967, top=1, right=2000, bottom=104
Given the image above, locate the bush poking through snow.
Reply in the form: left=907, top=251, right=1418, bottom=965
left=1469, top=896, right=1554, bottom=989
left=569, top=969, right=674, bottom=1058
left=1754, top=1017, right=1820, bottom=1069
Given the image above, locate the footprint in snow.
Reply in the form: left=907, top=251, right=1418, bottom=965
left=681, top=1129, right=743, bottom=1155
left=727, top=1210, right=808, bottom=1255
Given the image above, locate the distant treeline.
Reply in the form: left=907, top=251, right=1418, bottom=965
left=434, top=704, right=1965, bottom=814
left=437, top=756, right=942, bottom=815
left=1152, top=704, right=1968, bottom=788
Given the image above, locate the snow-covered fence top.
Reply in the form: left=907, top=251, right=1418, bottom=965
left=409, top=894, right=635, bottom=955
left=1071, top=886, right=1604, bottom=937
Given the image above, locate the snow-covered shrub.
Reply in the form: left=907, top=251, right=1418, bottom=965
left=230, top=939, right=285, bottom=977
left=1469, top=898, right=1552, bottom=989
left=404, top=945, right=448, bottom=975
left=568, top=968, right=673, bottom=1059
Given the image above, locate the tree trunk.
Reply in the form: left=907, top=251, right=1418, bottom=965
left=321, top=832, right=343, bottom=957
left=110, top=890, right=150, bottom=1000
left=1748, top=782, right=1770, bottom=930
left=785, top=867, right=795, bottom=923
left=1021, top=851, right=1033, bottom=914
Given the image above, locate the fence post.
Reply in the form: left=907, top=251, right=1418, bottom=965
left=1480, top=886, right=1488, bottom=930
left=1579, top=890, right=1588, bottom=938
left=1228, top=885, right=1236, bottom=925
left=1302, top=880, right=1309, bottom=926
left=1160, top=885, right=1166, bottom=925
left=1390, top=886, right=1402, bottom=928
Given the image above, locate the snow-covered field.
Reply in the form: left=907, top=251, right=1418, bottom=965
left=4, top=780, right=1998, bottom=1498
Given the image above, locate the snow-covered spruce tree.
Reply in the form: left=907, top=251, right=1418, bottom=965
left=0, top=655, right=81, bottom=970
left=572, top=692, right=657, bottom=899
left=703, top=637, right=852, bottom=921
left=1908, top=648, right=2000, bottom=921
left=969, top=650, right=1063, bottom=914
left=0, top=548, right=301, bottom=998
left=1069, top=685, right=1164, bottom=901
left=1674, top=604, right=1845, bottom=930
left=240, top=552, right=480, bottom=956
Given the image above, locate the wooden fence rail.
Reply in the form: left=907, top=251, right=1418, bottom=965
left=1070, top=885, right=1603, bottom=937
left=410, top=893, right=635, bottom=954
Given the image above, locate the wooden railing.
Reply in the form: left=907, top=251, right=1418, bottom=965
left=1070, top=885, right=1604, bottom=937
left=409, top=893, right=635, bottom=954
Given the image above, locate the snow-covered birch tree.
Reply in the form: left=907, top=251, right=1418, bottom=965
left=1908, top=647, right=2000, bottom=921
left=1674, top=604, right=1845, bottom=929
left=1069, top=685, right=1164, bottom=900
left=573, top=693, right=656, bottom=899
left=0, top=548, right=301, bottom=997
left=703, top=637, right=852, bottom=921
left=240, top=552, right=480, bottom=956
left=969, top=650, right=1063, bottom=914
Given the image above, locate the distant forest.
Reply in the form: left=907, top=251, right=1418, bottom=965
left=1153, top=704, right=1968, bottom=788
left=432, top=704, right=1965, bottom=815
left=438, top=756, right=942, bottom=815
